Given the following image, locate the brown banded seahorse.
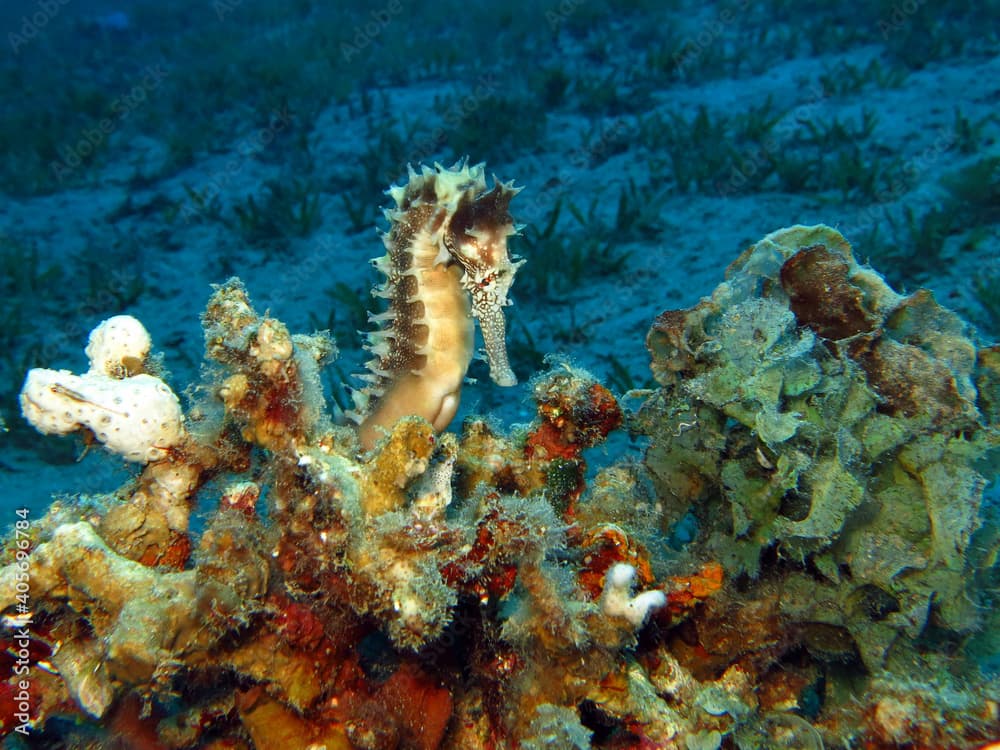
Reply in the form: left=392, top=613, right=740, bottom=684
left=350, top=160, right=524, bottom=449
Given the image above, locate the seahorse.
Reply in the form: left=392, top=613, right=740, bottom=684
left=350, top=160, right=524, bottom=450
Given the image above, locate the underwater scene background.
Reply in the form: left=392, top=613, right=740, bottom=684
left=0, top=0, right=998, bottom=747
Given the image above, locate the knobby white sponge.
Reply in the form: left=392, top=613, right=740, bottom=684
left=19, top=316, right=184, bottom=463
left=85, top=314, right=152, bottom=377
left=601, top=563, right=666, bottom=628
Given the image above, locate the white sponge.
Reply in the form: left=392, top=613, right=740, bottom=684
left=600, top=563, right=666, bottom=628
left=85, top=315, right=152, bottom=378
left=19, top=317, right=184, bottom=463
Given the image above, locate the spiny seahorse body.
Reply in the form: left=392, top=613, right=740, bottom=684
left=351, top=160, right=524, bottom=449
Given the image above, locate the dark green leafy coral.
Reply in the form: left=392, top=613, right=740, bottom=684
left=639, top=224, right=999, bottom=672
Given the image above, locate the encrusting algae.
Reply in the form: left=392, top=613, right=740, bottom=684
left=2, top=163, right=999, bottom=748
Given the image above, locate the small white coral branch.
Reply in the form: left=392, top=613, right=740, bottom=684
left=600, top=563, right=666, bottom=628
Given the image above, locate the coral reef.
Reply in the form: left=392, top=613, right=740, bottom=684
left=2, top=186, right=998, bottom=749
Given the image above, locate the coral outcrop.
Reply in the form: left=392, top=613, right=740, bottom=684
left=3, top=201, right=998, bottom=749
left=640, top=224, right=999, bottom=744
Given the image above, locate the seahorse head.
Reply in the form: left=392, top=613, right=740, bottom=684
left=445, top=173, right=525, bottom=386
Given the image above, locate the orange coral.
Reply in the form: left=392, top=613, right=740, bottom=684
left=136, top=531, right=191, bottom=569
left=664, top=562, right=724, bottom=619
left=576, top=524, right=655, bottom=600
left=526, top=381, right=622, bottom=462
